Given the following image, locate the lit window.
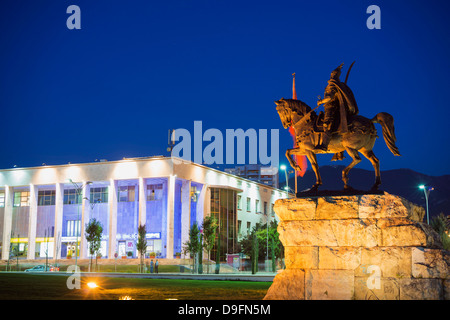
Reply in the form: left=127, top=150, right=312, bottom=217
left=14, top=191, right=30, bottom=207
left=118, top=186, right=135, bottom=202
left=90, top=187, right=108, bottom=203
left=147, top=184, right=163, bottom=201
left=38, top=190, right=55, bottom=206
left=66, top=220, right=81, bottom=237
left=64, top=189, right=81, bottom=205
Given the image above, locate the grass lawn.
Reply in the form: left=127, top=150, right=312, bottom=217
left=0, top=273, right=271, bottom=300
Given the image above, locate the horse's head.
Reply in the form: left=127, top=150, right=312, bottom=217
left=275, top=98, right=291, bottom=129
left=275, top=98, right=311, bottom=129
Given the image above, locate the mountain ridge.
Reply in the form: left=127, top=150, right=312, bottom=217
left=282, top=165, right=450, bottom=219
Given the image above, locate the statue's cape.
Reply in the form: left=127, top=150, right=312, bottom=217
left=327, top=79, right=359, bottom=115
left=325, top=79, right=358, bottom=133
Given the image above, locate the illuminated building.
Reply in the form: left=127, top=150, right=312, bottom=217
left=0, top=156, right=288, bottom=261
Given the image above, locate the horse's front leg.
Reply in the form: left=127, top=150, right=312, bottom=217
left=305, top=150, right=322, bottom=189
left=285, top=148, right=302, bottom=172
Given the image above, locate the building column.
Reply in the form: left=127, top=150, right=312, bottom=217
left=138, top=177, right=146, bottom=228
left=80, top=182, right=91, bottom=259
left=166, top=175, right=175, bottom=259
left=197, top=184, right=208, bottom=222
left=1, top=186, right=13, bottom=260
left=27, top=184, right=38, bottom=260
left=53, top=183, right=64, bottom=260
left=181, top=179, right=191, bottom=254
left=108, top=179, right=118, bottom=259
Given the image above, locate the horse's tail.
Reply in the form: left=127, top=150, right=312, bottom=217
left=372, top=112, right=401, bottom=156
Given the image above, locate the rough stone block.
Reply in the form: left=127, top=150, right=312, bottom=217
left=358, top=247, right=412, bottom=278
left=399, top=278, right=444, bottom=300
left=318, top=247, right=361, bottom=270
left=305, top=270, right=354, bottom=300
left=354, top=277, right=401, bottom=300
left=378, top=218, right=428, bottom=247
left=278, top=220, right=338, bottom=247
left=263, top=269, right=305, bottom=300
left=316, top=196, right=359, bottom=220
left=330, top=219, right=381, bottom=247
left=274, top=198, right=316, bottom=221
left=412, top=247, right=450, bottom=279
left=285, top=246, right=319, bottom=269
left=444, top=280, right=450, bottom=300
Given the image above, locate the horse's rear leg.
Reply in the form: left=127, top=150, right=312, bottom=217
left=360, top=148, right=381, bottom=190
left=342, top=147, right=361, bottom=189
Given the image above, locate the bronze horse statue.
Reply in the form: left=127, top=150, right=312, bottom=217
left=275, top=98, right=400, bottom=191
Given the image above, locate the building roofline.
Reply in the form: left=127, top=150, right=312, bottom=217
left=0, top=155, right=290, bottom=195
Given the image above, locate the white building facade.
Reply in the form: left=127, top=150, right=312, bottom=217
left=0, top=156, right=288, bottom=261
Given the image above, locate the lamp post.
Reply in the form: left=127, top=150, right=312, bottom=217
left=67, top=179, right=92, bottom=270
left=258, top=210, right=271, bottom=272
left=280, top=165, right=290, bottom=194
left=419, top=185, right=434, bottom=224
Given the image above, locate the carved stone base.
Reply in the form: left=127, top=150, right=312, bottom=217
left=264, top=192, right=450, bottom=300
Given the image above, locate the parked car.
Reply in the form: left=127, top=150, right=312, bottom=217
left=24, top=264, right=59, bottom=272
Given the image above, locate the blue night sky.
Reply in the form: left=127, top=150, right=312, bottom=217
left=0, top=0, right=449, bottom=177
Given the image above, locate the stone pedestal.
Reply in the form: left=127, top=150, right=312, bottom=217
left=264, top=192, right=450, bottom=300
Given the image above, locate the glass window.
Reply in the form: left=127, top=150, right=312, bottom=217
left=90, top=187, right=108, bottom=203
left=38, top=190, right=55, bottom=206
left=0, top=192, right=4, bottom=207
left=237, top=195, right=242, bottom=210
left=64, top=189, right=81, bottom=205
left=210, top=188, right=237, bottom=262
left=255, top=199, right=260, bottom=213
left=246, top=197, right=251, bottom=212
left=118, top=186, right=135, bottom=202
left=66, top=220, right=81, bottom=237
left=147, top=184, right=163, bottom=201
left=264, top=201, right=267, bottom=215
left=190, top=185, right=198, bottom=202
left=14, top=191, right=30, bottom=207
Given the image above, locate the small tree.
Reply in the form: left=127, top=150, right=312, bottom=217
left=85, top=218, right=103, bottom=272
left=183, top=222, right=201, bottom=273
left=136, top=224, right=147, bottom=273
left=198, top=233, right=203, bottom=274
left=202, top=216, right=218, bottom=274
left=251, top=233, right=259, bottom=274
left=431, top=213, right=450, bottom=250
left=215, top=233, right=221, bottom=274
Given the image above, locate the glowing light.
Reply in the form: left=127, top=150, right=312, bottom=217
left=280, top=165, right=286, bottom=170
left=114, top=162, right=138, bottom=179
left=87, top=282, right=98, bottom=289
left=119, top=295, right=134, bottom=300
left=419, top=185, right=425, bottom=189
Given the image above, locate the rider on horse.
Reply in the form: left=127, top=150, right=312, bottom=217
left=314, top=63, right=359, bottom=152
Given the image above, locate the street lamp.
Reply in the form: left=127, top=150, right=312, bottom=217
left=280, top=165, right=290, bottom=193
left=419, top=185, right=434, bottom=224
left=67, top=179, right=92, bottom=270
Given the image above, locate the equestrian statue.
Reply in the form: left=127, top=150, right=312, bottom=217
left=276, top=62, right=401, bottom=192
